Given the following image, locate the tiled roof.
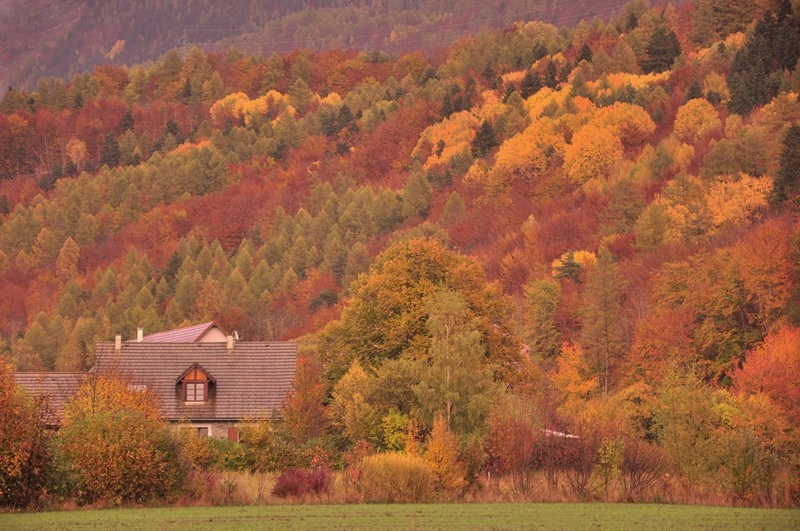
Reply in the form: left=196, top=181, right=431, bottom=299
left=139, top=321, right=220, bottom=342
left=93, top=341, right=296, bottom=421
left=13, top=372, right=82, bottom=426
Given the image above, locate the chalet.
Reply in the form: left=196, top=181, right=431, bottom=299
left=14, top=322, right=297, bottom=439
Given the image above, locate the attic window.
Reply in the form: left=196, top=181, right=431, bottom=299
left=186, top=380, right=206, bottom=402
left=177, top=364, right=216, bottom=403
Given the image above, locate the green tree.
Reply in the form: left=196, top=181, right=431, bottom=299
left=100, top=133, right=121, bottom=168
left=524, top=278, right=562, bottom=360
left=441, top=191, right=466, bottom=225
left=471, top=120, right=499, bottom=158
left=641, top=26, right=681, bottom=74
left=320, top=238, right=520, bottom=382
left=576, top=43, right=593, bottom=64
left=412, top=289, right=496, bottom=435
left=402, top=171, right=432, bottom=220
left=328, top=361, right=380, bottom=445
left=771, top=124, right=800, bottom=207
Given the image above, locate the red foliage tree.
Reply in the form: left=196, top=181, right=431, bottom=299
left=733, top=324, right=800, bottom=425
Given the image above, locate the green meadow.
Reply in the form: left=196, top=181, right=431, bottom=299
left=2, top=503, right=798, bottom=530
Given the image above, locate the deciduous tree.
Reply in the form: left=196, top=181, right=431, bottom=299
left=0, top=363, right=50, bottom=507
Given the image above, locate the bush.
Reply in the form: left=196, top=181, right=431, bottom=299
left=0, top=364, right=51, bottom=508
left=178, top=428, right=222, bottom=471
left=619, top=437, right=668, bottom=501
left=271, top=467, right=332, bottom=498
left=55, top=409, right=185, bottom=505
left=358, top=452, right=436, bottom=503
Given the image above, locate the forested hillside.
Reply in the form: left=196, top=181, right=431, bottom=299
left=2, top=0, right=800, bottom=506
left=0, top=0, right=680, bottom=94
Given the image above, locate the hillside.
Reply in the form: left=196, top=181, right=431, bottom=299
left=0, top=0, right=680, bottom=94
left=1, top=0, right=800, bottom=505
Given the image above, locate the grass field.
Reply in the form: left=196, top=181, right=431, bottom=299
left=1, top=503, right=798, bottom=530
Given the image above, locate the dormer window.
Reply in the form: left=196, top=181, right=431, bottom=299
left=176, top=363, right=216, bottom=404
left=186, top=380, right=205, bottom=402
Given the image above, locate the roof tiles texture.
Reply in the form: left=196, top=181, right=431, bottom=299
left=93, top=341, right=296, bottom=421
left=12, top=372, right=82, bottom=425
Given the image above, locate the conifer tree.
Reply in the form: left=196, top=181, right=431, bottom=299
left=772, top=124, right=800, bottom=207
left=471, top=120, right=498, bottom=158
left=580, top=247, right=626, bottom=396
left=641, top=26, right=681, bottom=73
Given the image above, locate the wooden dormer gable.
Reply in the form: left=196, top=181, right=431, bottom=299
left=175, top=362, right=216, bottom=402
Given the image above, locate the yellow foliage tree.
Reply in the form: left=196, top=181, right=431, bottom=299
left=424, top=414, right=467, bottom=498
left=414, top=110, right=479, bottom=171
left=563, top=124, right=623, bottom=184
left=62, top=372, right=161, bottom=425
left=488, top=124, right=556, bottom=190
left=705, top=173, right=772, bottom=228
left=673, top=98, right=722, bottom=143
left=590, top=102, right=656, bottom=149
left=553, top=342, right=597, bottom=414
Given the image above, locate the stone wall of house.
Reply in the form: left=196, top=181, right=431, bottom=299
left=175, top=421, right=239, bottom=441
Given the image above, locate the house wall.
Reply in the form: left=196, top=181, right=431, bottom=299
left=198, top=327, right=227, bottom=342
left=177, top=421, right=238, bottom=441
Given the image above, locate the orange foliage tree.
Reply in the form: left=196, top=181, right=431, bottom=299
left=281, top=355, right=329, bottom=445
left=733, top=324, right=800, bottom=425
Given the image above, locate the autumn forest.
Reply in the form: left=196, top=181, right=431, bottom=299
left=1, top=0, right=800, bottom=509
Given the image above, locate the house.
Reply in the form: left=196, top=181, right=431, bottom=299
left=11, top=372, right=81, bottom=428
left=136, top=321, right=228, bottom=343
left=15, top=322, right=297, bottom=439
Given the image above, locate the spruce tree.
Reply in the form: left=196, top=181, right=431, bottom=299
left=471, top=120, right=498, bottom=158
left=576, top=43, right=593, bottom=64
left=641, top=26, right=681, bottom=73
left=772, top=124, right=800, bottom=207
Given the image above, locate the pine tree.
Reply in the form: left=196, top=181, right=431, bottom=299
left=471, top=120, right=498, bottom=158
left=576, top=43, right=593, bottom=64
left=641, top=26, right=681, bottom=73
left=100, top=133, right=121, bottom=168
left=686, top=80, right=703, bottom=101
left=519, top=70, right=542, bottom=99
left=772, top=124, right=800, bottom=207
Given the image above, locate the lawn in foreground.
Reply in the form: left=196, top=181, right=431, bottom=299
left=2, top=503, right=798, bottom=530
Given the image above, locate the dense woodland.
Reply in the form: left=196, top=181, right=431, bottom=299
left=0, top=0, right=672, bottom=93
left=2, top=0, right=800, bottom=508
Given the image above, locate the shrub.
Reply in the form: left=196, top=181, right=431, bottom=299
left=178, top=427, right=222, bottom=471
left=55, top=409, right=185, bottom=505
left=563, top=427, right=602, bottom=500
left=271, top=467, right=332, bottom=498
left=358, top=452, right=436, bottom=503
left=0, top=364, right=51, bottom=508
left=485, top=395, right=540, bottom=494
left=619, top=437, right=668, bottom=501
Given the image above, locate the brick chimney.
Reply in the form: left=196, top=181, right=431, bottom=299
left=137, top=327, right=143, bottom=342
left=226, top=334, right=234, bottom=351
left=115, top=334, right=122, bottom=352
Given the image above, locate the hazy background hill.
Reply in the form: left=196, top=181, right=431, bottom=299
left=0, top=0, right=678, bottom=95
